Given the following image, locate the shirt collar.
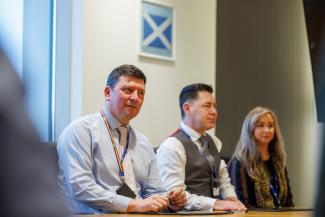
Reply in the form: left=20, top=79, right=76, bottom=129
left=180, top=122, right=205, bottom=142
left=102, top=105, right=128, bottom=130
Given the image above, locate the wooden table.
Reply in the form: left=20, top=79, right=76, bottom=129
left=72, top=210, right=313, bottom=217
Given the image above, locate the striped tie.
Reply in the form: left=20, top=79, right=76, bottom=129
left=118, top=126, right=137, bottom=197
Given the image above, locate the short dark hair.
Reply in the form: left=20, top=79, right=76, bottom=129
left=179, top=83, right=213, bottom=118
left=106, top=64, right=147, bottom=88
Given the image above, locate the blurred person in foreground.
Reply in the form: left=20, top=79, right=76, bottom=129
left=0, top=47, right=67, bottom=217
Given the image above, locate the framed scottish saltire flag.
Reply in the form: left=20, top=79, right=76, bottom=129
left=140, top=0, right=175, bottom=60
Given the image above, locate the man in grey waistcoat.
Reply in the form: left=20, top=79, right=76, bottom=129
left=156, top=83, right=246, bottom=211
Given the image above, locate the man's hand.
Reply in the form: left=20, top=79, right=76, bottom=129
left=213, top=199, right=247, bottom=211
left=127, top=195, right=169, bottom=212
left=167, top=187, right=187, bottom=211
left=225, top=196, right=247, bottom=211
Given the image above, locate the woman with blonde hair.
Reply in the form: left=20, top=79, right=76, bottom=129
left=228, top=106, right=294, bottom=208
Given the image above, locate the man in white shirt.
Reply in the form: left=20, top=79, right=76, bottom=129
left=156, top=83, right=246, bottom=211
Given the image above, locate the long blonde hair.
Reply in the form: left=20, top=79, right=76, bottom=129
left=231, top=106, right=287, bottom=179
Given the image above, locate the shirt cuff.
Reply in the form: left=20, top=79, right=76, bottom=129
left=112, top=194, right=133, bottom=212
left=203, top=197, right=217, bottom=211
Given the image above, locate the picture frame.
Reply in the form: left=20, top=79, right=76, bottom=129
left=139, top=0, right=175, bottom=61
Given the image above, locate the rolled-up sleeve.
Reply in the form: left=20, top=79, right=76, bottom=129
left=218, top=159, right=237, bottom=199
left=212, top=137, right=237, bottom=199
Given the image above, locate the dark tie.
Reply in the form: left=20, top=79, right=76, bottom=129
left=198, top=135, right=220, bottom=196
left=198, top=135, right=216, bottom=166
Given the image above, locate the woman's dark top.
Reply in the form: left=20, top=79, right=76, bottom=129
left=228, top=158, right=294, bottom=208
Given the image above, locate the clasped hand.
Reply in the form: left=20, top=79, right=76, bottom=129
left=127, top=187, right=187, bottom=212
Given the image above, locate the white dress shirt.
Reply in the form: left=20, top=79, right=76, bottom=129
left=156, top=122, right=237, bottom=211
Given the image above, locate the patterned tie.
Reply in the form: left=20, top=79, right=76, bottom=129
left=198, top=135, right=218, bottom=168
left=198, top=135, right=210, bottom=156
left=198, top=134, right=220, bottom=197
left=118, top=126, right=137, bottom=196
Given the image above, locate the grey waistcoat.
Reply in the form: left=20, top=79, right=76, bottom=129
left=172, top=129, right=221, bottom=198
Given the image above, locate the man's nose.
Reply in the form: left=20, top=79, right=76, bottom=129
left=130, top=90, right=140, bottom=101
left=210, top=107, right=217, bottom=115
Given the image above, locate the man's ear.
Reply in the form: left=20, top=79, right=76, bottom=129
left=104, top=86, right=112, bottom=100
left=183, top=102, right=191, bottom=116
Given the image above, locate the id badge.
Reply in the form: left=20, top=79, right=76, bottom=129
left=116, top=182, right=136, bottom=199
left=213, top=187, right=219, bottom=197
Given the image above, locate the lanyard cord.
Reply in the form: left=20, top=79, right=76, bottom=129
left=270, top=175, right=281, bottom=208
left=101, top=111, right=129, bottom=181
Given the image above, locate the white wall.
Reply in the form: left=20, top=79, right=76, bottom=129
left=79, top=0, right=216, bottom=146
